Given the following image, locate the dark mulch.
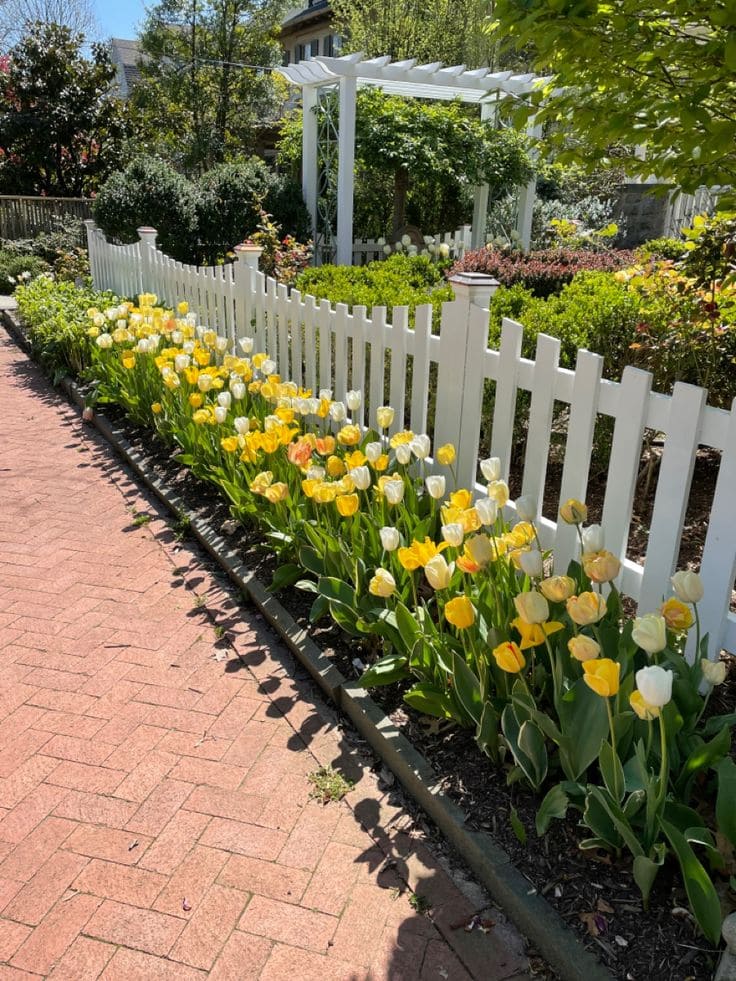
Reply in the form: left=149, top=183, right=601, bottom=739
left=85, top=395, right=731, bottom=981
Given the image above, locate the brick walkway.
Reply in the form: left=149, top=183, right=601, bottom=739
left=0, top=326, right=529, bottom=980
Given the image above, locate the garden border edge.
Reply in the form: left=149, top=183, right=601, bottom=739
left=2, top=311, right=615, bottom=981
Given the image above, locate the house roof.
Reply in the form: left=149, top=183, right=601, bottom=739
left=280, top=1, right=331, bottom=37
left=110, top=38, right=145, bottom=96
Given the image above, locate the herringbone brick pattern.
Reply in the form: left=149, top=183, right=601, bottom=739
left=0, top=328, right=529, bottom=979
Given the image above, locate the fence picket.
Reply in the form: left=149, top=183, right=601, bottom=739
left=334, top=303, right=350, bottom=401
left=638, top=383, right=707, bottom=615
left=318, top=300, right=333, bottom=394
left=553, top=348, right=604, bottom=574
left=368, top=307, right=387, bottom=431
left=489, top=319, right=524, bottom=481
left=388, top=308, right=409, bottom=433
left=277, top=283, right=291, bottom=378
left=290, top=289, right=304, bottom=387
left=520, top=333, right=561, bottom=523
left=350, top=306, right=368, bottom=428
left=303, top=294, right=318, bottom=395
left=409, top=305, right=433, bottom=437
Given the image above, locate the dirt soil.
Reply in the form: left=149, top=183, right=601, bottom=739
left=80, top=393, right=732, bottom=981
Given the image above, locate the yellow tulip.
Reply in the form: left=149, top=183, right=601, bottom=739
left=397, top=538, right=449, bottom=571
left=513, top=591, right=549, bottom=625
left=151, top=402, right=162, bottom=415
left=121, top=353, right=136, bottom=370
left=487, top=480, right=509, bottom=508
left=264, top=482, right=289, bottom=504
left=336, top=493, right=359, bottom=517
left=630, top=690, right=660, bottom=720
left=559, top=498, right=588, bottom=525
left=326, top=455, right=346, bottom=478
left=540, top=576, right=576, bottom=603
left=369, top=568, right=396, bottom=598
left=660, top=598, right=694, bottom=633
left=436, top=443, right=456, bottom=466
left=376, top=406, right=395, bottom=429
left=582, top=658, right=620, bottom=697
left=373, top=453, right=389, bottom=472
left=568, top=635, right=600, bottom=662
left=249, top=471, right=274, bottom=495
left=511, top=616, right=564, bottom=651
left=220, top=436, right=239, bottom=453
left=493, top=641, right=526, bottom=674
left=582, top=550, right=621, bottom=584
left=192, top=409, right=210, bottom=425
left=177, top=301, right=189, bottom=315
left=337, top=424, right=361, bottom=446
left=444, top=596, right=475, bottom=629
left=566, top=591, right=607, bottom=625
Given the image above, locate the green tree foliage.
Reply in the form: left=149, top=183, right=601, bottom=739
left=278, top=88, right=532, bottom=237
left=330, top=0, right=501, bottom=69
left=490, top=0, right=736, bottom=196
left=0, top=23, right=128, bottom=195
left=133, top=0, right=286, bottom=175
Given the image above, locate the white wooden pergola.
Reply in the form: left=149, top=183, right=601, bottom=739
left=277, top=53, right=548, bottom=264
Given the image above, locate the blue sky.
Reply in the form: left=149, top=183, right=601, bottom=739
left=91, top=0, right=148, bottom=40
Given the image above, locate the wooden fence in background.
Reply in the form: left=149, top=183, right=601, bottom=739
left=0, top=196, right=93, bottom=243
left=85, top=220, right=736, bottom=660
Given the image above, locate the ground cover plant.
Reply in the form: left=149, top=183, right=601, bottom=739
left=14, top=275, right=736, bottom=949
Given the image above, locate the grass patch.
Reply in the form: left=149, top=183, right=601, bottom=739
left=307, top=766, right=354, bottom=804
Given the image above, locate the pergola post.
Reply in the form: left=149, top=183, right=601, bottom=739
left=515, top=117, right=541, bottom=251
left=302, top=85, right=319, bottom=244
left=336, top=74, right=357, bottom=265
left=471, top=101, right=496, bottom=250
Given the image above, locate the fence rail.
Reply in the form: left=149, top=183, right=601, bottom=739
left=0, top=196, right=93, bottom=243
left=85, top=220, right=736, bottom=659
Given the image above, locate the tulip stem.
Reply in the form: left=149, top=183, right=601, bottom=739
left=655, top=713, right=669, bottom=814
left=694, top=602, right=701, bottom=656
left=606, top=699, right=622, bottom=801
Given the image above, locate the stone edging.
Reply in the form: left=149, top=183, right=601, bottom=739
left=2, top=312, right=613, bottom=981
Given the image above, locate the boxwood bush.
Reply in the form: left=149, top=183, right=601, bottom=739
left=0, top=251, right=50, bottom=292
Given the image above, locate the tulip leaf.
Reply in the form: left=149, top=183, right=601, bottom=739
left=317, top=576, right=357, bottom=610
left=403, top=683, right=459, bottom=722
left=451, top=653, right=483, bottom=725
left=586, top=787, right=643, bottom=857
left=701, top=711, right=736, bottom=737
left=298, top=546, right=325, bottom=577
left=269, top=564, right=302, bottom=592
left=359, top=653, right=410, bottom=688
left=556, top=679, right=608, bottom=781
left=535, top=784, right=569, bottom=836
left=675, top=725, right=731, bottom=798
left=716, top=757, right=736, bottom=849
left=395, top=601, right=422, bottom=652
left=502, top=704, right=544, bottom=791
left=309, top=594, right=330, bottom=623
left=659, top=818, right=722, bottom=944
left=518, top=721, right=548, bottom=789
left=475, top=701, right=499, bottom=761
left=633, top=849, right=664, bottom=907
left=599, top=740, right=625, bottom=803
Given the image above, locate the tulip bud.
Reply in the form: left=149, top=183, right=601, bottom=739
left=424, top=554, right=453, bottom=590
left=513, top=590, right=549, bottom=625
left=444, top=596, right=475, bottom=629
left=515, top=495, right=537, bottom=522
left=369, top=568, right=396, bottom=598
left=701, top=658, right=727, bottom=686
left=582, top=550, right=621, bottom=584
left=671, top=570, right=704, bottom=604
left=582, top=524, right=604, bottom=552
left=635, top=665, right=673, bottom=707
left=518, top=548, right=543, bottom=579
left=172, top=330, right=184, bottom=344
left=261, top=359, right=277, bottom=376
left=441, top=523, right=464, bottom=548
left=395, top=443, right=412, bottom=465
left=425, top=475, right=446, bottom=500
left=480, top=457, right=501, bottom=482
left=346, top=389, right=362, bottom=411
left=174, top=353, right=190, bottom=371
left=632, top=614, right=667, bottom=655
left=568, top=635, right=600, bottom=662
left=376, top=406, right=395, bottom=429
left=475, top=497, right=498, bottom=526
left=411, top=435, right=431, bottom=460
left=379, top=526, right=400, bottom=552
left=349, top=466, right=371, bottom=491
left=436, top=443, right=456, bottom=466
left=307, top=466, right=326, bottom=480
left=82, top=406, right=94, bottom=422
left=559, top=499, right=588, bottom=525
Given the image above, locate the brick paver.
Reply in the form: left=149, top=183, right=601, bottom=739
left=0, top=326, right=530, bottom=979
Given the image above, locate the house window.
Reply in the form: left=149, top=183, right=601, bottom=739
left=309, top=38, right=319, bottom=57
left=282, top=50, right=291, bottom=66
left=295, top=43, right=307, bottom=62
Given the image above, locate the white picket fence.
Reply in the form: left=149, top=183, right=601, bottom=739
left=352, top=225, right=472, bottom=265
left=85, top=221, right=736, bottom=658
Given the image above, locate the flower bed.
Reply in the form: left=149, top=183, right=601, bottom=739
left=14, top=276, right=736, bottom=965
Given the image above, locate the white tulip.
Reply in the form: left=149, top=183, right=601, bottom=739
left=230, top=382, right=245, bottom=401
left=515, top=495, right=537, bottom=522
left=383, top=480, right=404, bottom=505
left=319, top=388, right=333, bottom=401
left=214, top=406, right=228, bottom=424
left=174, top=354, right=190, bottom=372
left=349, top=466, right=371, bottom=491
left=307, top=465, right=326, bottom=480
left=424, top=554, right=453, bottom=590
left=671, top=570, right=704, bottom=604
left=330, top=401, right=347, bottom=422
left=395, top=443, right=412, bottom=465
left=215, top=336, right=229, bottom=353
left=96, top=333, right=113, bottom=349
left=635, top=665, right=673, bottom=708
left=475, top=497, right=498, bottom=526
left=582, top=524, right=605, bottom=553
left=197, top=374, right=213, bottom=392
left=171, top=330, right=184, bottom=344
left=261, top=359, right=277, bottom=376
left=379, top=526, right=400, bottom=552
left=411, top=435, right=431, bottom=460
left=183, top=341, right=195, bottom=354
left=632, top=614, right=668, bottom=655
left=519, top=548, right=544, bottom=579
left=425, top=475, right=446, bottom=499
left=239, top=336, right=254, bottom=353
left=346, top=390, right=362, bottom=411
left=217, top=391, right=232, bottom=408
left=365, top=441, right=383, bottom=463
left=701, top=658, right=727, bottom=686
left=233, top=416, right=250, bottom=434
left=480, top=457, right=501, bottom=482
left=441, top=523, right=464, bottom=548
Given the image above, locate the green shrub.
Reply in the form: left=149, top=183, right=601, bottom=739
left=15, top=274, right=115, bottom=381
left=0, top=251, right=50, bottom=292
left=264, top=174, right=312, bottom=243
left=295, top=254, right=452, bottom=324
left=196, top=159, right=275, bottom=264
left=635, top=237, right=688, bottom=262
left=93, top=157, right=200, bottom=263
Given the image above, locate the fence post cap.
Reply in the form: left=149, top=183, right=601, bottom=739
left=448, top=271, right=500, bottom=309
left=137, top=226, right=158, bottom=241
left=234, top=243, right=263, bottom=256
left=83, top=218, right=96, bottom=227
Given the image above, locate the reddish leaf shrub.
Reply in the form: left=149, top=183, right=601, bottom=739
left=449, top=246, right=636, bottom=298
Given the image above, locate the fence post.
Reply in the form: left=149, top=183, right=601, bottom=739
left=84, top=220, right=99, bottom=290
left=232, top=245, right=262, bottom=341
left=137, top=227, right=158, bottom=300
left=436, top=273, right=499, bottom=489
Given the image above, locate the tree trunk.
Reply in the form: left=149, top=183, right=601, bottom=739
left=392, top=169, right=409, bottom=238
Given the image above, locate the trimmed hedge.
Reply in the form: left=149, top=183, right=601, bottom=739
left=450, top=246, right=635, bottom=298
